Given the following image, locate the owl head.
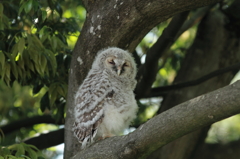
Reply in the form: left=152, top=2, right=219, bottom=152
left=92, top=47, right=137, bottom=79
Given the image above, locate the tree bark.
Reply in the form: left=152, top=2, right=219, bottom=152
left=149, top=9, right=240, bottom=159
left=64, top=0, right=223, bottom=158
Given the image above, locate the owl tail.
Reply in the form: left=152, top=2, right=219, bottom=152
left=73, top=122, right=98, bottom=149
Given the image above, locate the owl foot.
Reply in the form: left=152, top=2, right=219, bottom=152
left=98, top=134, right=115, bottom=140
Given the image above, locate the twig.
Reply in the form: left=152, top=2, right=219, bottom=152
left=138, top=62, right=240, bottom=98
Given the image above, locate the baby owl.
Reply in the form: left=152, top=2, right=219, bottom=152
left=73, top=47, right=138, bottom=148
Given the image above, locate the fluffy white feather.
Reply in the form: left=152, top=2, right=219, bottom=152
left=73, top=47, right=138, bottom=149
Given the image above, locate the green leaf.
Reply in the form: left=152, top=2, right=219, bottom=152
left=49, top=83, right=58, bottom=106
left=42, top=10, right=47, bottom=21
left=28, top=61, right=35, bottom=72
left=11, top=44, right=18, bottom=59
left=0, top=51, right=5, bottom=70
left=18, top=58, right=25, bottom=70
left=57, top=84, right=65, bottom=97
left=30, top=50, right=39, bottom=65
left=19, top=2, right=25, bottom=15
left=16, top=66, right=23, bottom=78
left=45, top=49, right=57, bottom=75
left=10, top=61, right=18, bottom=80
left=27, top=34, right=33, bottom=46
left=24, top=0, right=33, bottom=13
left=25, top=148, right=37, bottom=159
left=55, top=102, right=65, bottom=123
left=40, top=92, right=50, bottom=112
left=40, top=54, right=47, bottom=73
left=35, top=63, right=42, bottom=76
left=0, top=3, right=3, bottom=15
left=15, top=144, right=25, bottom=157
left=0, top=3, right=4, bottom=30
left=20, top=0, right=26, bottom=5
left=5, top=63, right=10, bottom=81
left=0, top=147, right=11, bottom=156
left=18, top=38, right=25, bottom=55
left=51, top=36, right=58, bottom=51
left=31, top=34, right=44, bottom=49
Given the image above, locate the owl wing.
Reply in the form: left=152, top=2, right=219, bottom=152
left=73, top=72, right=111, bottom=148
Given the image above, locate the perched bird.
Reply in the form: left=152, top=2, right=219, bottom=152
left=73, top=47, right=138, bottom=149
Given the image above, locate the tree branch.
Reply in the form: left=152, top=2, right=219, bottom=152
left=177, top=5, right=212, bottom=37
left=135, top=5, right=214, bottom=98
left=24, top=128, right=64, bottom=150
left=135, top=11, right=189, bottom=97
left=0, top=115, right=61, bottom=136
left=137, top=62, right=240, bottom=98
left=72, top=80, right=240, bottom=159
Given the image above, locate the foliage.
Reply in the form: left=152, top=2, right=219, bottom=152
left=0, top=0, right=84, bottom=158
left=0, top=143, right=44, bottom=159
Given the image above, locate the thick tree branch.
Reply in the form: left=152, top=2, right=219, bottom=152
left=137, top=62, right=240, bottom=98
left=0, top=115, right=61, bottom=136
left=135, top=11, right=189, bottom=97
left=72, top=80, right=240, bottom=159
left=24, top=128, right=64, bottom=150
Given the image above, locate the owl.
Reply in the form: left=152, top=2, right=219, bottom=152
left=73, top=47, right=138, bottom=149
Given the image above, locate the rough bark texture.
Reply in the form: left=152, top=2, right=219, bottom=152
left=72, top=80, right=240, bottom=159
left=64, top=0, right=224, bottom=158
left=149, top=9, right=240, bottom=159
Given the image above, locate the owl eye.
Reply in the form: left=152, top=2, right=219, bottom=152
left=123, top=63, right=129, bottom=67
left=109, top=60, right=115, bottom=65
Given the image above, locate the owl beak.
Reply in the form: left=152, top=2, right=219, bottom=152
left=117, top=66, right=122, bottom=76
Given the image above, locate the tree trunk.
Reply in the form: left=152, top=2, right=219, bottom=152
left=148, top=9, right=240, bottom=159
